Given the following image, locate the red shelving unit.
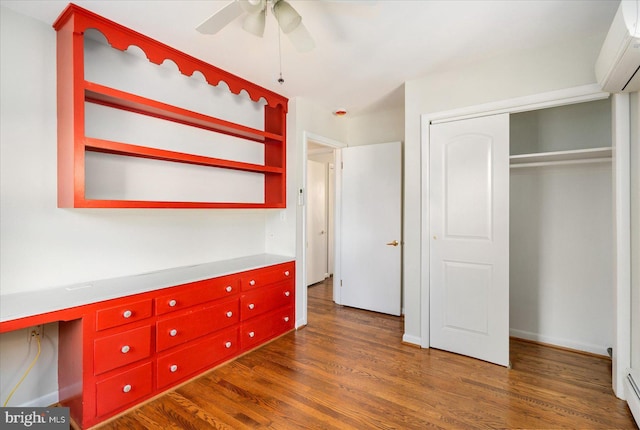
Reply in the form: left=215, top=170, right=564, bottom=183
left=54, top=3, right=288, bottom=209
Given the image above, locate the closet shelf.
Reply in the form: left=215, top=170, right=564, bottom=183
left=510, top=147, right=612, bottom=168
left=85, top=82, right=283, bottom=144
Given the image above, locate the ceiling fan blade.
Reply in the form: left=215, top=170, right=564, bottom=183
left=286, top=21, right=315, bottom=52
left=196, top=1, right=244, bottom=35
left=273, top=0, right=302, bottom=34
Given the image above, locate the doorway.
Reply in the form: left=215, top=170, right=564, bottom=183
left=302, top=134, right=404, bottom=321
left=301, top=132, right=346, bottom=316
left=306, top=142, right=336, bottom=286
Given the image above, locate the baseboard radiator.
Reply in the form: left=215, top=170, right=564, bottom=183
left=625, top=371, right=640, bottom=427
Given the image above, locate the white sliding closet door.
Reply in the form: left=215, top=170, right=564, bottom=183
left=429, top=114, right=510, bottom=367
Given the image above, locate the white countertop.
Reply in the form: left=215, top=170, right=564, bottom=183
left=0, top=254, right=294, bottom=323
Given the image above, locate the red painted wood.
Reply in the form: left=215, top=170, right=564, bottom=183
left=156, top=327, right=239, bottom=389
left=241, top=282, right=295, bottom=320
left=58, top=319, right=85, bottom=426
left=2, top=261, right=295, bottom=429
left=155, top=275, right=239, bottom=315
left=240, top=306, right=295, bottom=350
left=95, top=362, right=153, bottom=418
left=72, top=199, right=285, bottom=209
left=156, top=298, right=239, bottom=352
left=53, top=5, right=287, bottom=110
left=93, top=325, right=152, bottom=375
left=53, top=3, right=288, bottom=209
left=95, top=299, right=152, bottom=331
left=85, top=83, right=283, bottom=143
left=0, top=304, right=87, bottom=334
left=55, top=8, right=87, bottom=208
left=85, top=138, right=283, bottom=174
left=240, top=262, right=295, bottom=291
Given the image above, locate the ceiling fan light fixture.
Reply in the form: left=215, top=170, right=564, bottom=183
left=242, top=9, right=266, bottom=37
left=272, top=0, right=302, bottom=33
left=238, top=0, right=265, bottom=14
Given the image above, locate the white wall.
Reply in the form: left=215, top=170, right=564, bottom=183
left=0, top=6, right=287, bottom=407
left=510, top=163, right=613, bottom=354
left=348, top=107, right=405, bottom=146
left=266, top=96, right=348, bottom=328
left=631, top=91, right=640, bottom=373
left=404, top=35, right=605, bottom=343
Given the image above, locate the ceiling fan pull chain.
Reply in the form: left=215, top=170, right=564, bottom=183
left=277, top=23, right=284, bottom=84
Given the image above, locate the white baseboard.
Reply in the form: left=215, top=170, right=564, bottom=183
left=624, top=372, right=640, bottom=427
left=295, top=316, right=308, bottom=330
left=509, top=328, right=608, bottom=356
left=19, top=391, right=58, bottom=408
left=402, top=333, right=422, bottom=347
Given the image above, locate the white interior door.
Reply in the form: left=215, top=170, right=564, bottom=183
left=429, top=114, right=509, bottom=367
left=341, top=141, right=402, bottom=316
left=306, top=160, right=328, bottom=286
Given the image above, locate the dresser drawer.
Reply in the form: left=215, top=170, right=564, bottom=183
left=94, top=326, right=152, bottom=375
left=96, top=362, right=152, bottom=418
left=155, top=274, right=239, bottom=315
left=240, top=262, right=294, bottom=291
left=240, top=306, right=294, bottom=350
left=157, top=327, right=239, bottom=389
left=95, top=299, right=152, bottom=331
left=156, top=298, right=239, bottom=352
left=241, top=282, right=294, bottom=320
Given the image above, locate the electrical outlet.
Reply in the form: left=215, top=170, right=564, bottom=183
left=28, top=324, right=43, bottom=342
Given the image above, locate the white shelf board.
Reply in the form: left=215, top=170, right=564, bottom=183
left=510, top=147, right=612, bottom=165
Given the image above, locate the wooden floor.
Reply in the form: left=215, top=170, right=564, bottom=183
left=97, top=278, right=636, bottom=429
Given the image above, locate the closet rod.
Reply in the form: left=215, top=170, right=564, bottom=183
left=510, top=157, right=612, bottom=169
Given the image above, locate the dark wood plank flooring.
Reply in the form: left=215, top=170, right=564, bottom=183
left=97, top=278, right=636, bottom=429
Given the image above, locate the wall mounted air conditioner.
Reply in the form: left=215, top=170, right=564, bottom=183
left=595, top=0, right=640, bottom=93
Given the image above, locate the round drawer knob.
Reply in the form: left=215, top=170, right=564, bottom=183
left=168, top=299, right=177, bottom=307
left=284, top=316, right=290, bottom=322
left=123, top=384, right=132, bottom=393
left=249, top=331, right=255, bottom=338
left=122, top=310, right=132, bottom=319
left=121, top=345, right=130, bottom=354
left=225, top=341, right=232, bottom=348
left=170, top=365, right=178, bottom=373
left=225, top=286, right=233, bottom=293
left=284, top=291, right=290, bottom=297
left=226, top=311, right=233, bottom=318
left=169, top=329, right=178, bottom=337
left=248, top=303, right=255, bottom=310
left=249, top=280, right=256, bottom=286
left=284, top=271, right=290, bottom=276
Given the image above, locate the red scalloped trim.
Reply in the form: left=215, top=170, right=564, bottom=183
left=54, top=3, right=288, bottom=111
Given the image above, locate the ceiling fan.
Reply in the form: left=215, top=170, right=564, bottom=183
left=196, top=0, right=315, bottom=52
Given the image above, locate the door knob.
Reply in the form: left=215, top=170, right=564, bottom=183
left=386, top=240, right=399, bottom=247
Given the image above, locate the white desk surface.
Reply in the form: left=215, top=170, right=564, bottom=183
left=0, top=254, right=294, bottom=323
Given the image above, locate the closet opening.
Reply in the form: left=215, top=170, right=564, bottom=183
left=509, top=98, right=614, bottom=357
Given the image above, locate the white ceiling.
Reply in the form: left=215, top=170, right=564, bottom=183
left=1, top=0, right=619, bottom=116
